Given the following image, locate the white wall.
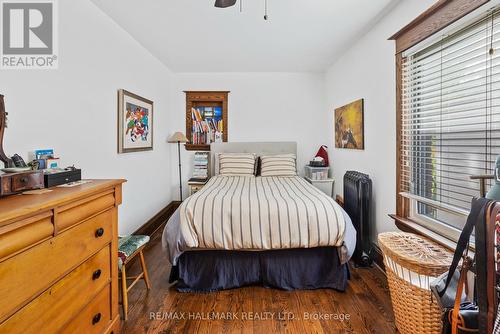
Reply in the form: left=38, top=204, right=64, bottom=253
left=0, top=0, right=174, bottom=234
left=169, top=72, right=328, bottom=199
left=325, top=0, right=436, bottom=242
left=1, top=0, right=439, bottom=241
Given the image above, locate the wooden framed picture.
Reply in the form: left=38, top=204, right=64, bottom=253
left=335, top=99, right=364, bottom=150
left=117, top=89, right=153, bottom=153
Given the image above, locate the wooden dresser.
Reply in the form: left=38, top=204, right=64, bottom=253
left=0, top=179, right=125, bottom=334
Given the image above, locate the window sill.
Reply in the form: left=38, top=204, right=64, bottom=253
left=389, top=214, right=458, bottom=252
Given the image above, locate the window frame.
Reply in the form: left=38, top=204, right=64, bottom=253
left=390, top=0, right=492, bottom=243
left=405, top=193, right=467, bottom=243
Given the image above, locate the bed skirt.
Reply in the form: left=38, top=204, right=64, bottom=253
left=168, top=247, right=349, bottom=292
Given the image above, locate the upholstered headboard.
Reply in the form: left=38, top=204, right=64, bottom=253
left=210, top=142, right=297, bottom=176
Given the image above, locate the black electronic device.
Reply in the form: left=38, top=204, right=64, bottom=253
left=44, top=169, right=82, bottom=188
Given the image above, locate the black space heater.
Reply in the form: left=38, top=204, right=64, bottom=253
left=343, top=171, right=373, bottom=267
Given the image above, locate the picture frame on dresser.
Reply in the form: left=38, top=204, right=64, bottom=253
left=118, top=89, right=154, bottom=153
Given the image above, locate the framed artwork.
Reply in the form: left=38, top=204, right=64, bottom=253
left=335, top=99, right=364, bottom=150
left=118, top=89, right=153, bottom=153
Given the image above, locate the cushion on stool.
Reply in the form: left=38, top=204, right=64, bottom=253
left=118, top=235, right=150, bottom=270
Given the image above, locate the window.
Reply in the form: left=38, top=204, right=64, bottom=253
left=400, top=9, right=500, bottom=239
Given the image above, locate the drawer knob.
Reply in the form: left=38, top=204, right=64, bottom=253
left=20, top=177, right=28, bottom=184
left=92, top=269, right=102, bottom=280
left=95, top=228, right=104, bottom=238
left=92, top=312, right=102, bottom=325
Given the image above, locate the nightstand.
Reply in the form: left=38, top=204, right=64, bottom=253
left=305, top=177, right=335, bottom=197
left=188, top=178, right=209, bottom=196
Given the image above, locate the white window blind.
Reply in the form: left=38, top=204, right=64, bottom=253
left=401, top=10, right=500, bottom=218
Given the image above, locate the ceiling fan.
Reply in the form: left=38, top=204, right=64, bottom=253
left=214, top=0, right=237, bottom=8
left=214, top=0, right=269, bottom=20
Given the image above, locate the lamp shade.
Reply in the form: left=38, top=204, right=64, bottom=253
left=168, top=132, right=188, bottom=143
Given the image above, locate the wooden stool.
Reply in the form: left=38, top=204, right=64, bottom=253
left=118, top=235, right=151, bottom=320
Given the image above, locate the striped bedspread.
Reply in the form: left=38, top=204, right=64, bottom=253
left=179, top=175, right=346, bottom=251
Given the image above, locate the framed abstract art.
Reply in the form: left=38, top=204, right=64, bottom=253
left=334, top=99, right=364, bottom=150
left=118, top=89, right=154, bottom=153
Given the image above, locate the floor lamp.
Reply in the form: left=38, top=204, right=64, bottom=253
left=168, top=132, right=188, bottom=201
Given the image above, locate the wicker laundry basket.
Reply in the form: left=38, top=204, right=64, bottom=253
left=378, top=232, right=454, bottom=334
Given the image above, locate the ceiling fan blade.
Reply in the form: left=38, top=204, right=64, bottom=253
left=214, top=0, right=237, bottom=8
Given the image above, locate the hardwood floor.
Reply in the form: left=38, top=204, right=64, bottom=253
left=120, top=230, right=397, bottom=334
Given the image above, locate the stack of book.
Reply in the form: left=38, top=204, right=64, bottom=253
left=191, top=108, right=223, bottom=145
left=191, top=152, right=209, bottom=181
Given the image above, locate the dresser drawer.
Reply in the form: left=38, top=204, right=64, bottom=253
left=10, top=172, right=44, bottom=193
left=57, top=192, right=116, bottom=231
left=0, top=246, right=111, bottom=334
left=0, top=208, right=114, bottom=322
left=60, top=285, right=112, bottom=334
left=0, top=212, right=53, bottom=261
left=189, top=184, right=205, bottom=195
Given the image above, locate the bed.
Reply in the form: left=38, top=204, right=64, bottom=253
left=162, top=142, right=356, bottom=292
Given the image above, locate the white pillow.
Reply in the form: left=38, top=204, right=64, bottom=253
left=219, top=153, right=256, bottom=176
left=260, top=154, right=297, bottom=177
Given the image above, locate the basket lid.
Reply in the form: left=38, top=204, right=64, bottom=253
left=378, top=232, right=453, bottom=275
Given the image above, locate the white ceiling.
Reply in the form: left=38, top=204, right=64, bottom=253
left=90, top=0, right=399, bottom=72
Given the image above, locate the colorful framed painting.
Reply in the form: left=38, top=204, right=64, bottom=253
left=335, top=99, right=364, bottom=150
left=118, top=89, right=153, bottom=153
